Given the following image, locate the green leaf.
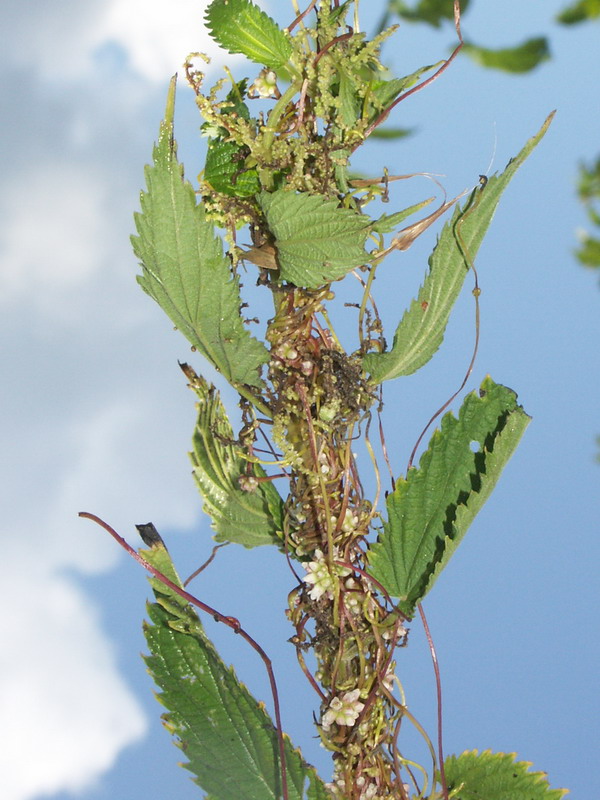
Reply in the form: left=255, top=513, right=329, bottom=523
left=368, top=126, right=413, bottom=140
left=462, top=37, right=550, bottom=74
left=369, top=64, right=438, bottom=112
left=258, top=190, right=371, bottom=288
left=372, top=197, right=435, bottom=234
left=384, top=0, right=471, bottom=27
left=362, top=112, right=554, bottom=384
left=205, top=0, right=292, bottom=73
left=204, top=138, right=260, bottom=197
left=576, top=233, right=600, bottom=267
left=222, top=78, right=252, bottom=120
left=337, top=66, right=361, bottom=127
left=141, top=533, right=327, bottom=800
left=367, top=377, right=530, bottom=616
left=131, top=77, right=269, bottom=390
left=577, top=156, right=600, bottom=204
left=444, top=750, right=569, bottom=800
left=557, top=0, right=600, bottom=24
left=187, top=367, right=284, bottom=549
left=328, top=0, right=354, bottom=26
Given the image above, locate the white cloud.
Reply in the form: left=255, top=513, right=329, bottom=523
left=0, top=165, right=109, bottom=317
left=0, top=565, right=147, bottom=800
left=2, top=0, right=250, bottom=84
left=0, top=2, right=272, bottom=798
left=99, top=0, right=222, bottom=82
left=48, top=397, right=199, bottom=576
left=0, top=373, right=200, bottom=799
left=0, top=154, right=200, bottom=800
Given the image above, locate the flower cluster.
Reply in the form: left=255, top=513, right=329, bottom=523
left=321, top=688, right=365, bottom=731
left=302, top=549, right=350, bottom=601
left=249, top=68, right=279, bottom=99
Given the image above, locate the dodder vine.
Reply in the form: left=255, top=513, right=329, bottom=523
left=85, top=2, right=567, bottom=799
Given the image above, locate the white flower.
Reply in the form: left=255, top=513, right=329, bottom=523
left=238, top=475, right=259, bottom=492
left=321, top=689, right=365, bottom=730
left=382, top=665, right=396, bottom=692
left=303, top=550, right=352, bottom=601
left=275, top=343, right=298, bottom=361
left=249, top=69, right=279, bottom=98
left=200, top=121, right=223, bottom=139
left=341, top=507, right=359, bottom=533
left=303, top=550, right=334, bottom=601
left=382, top=622, right=407, bottom=641
left=360, top=785, right=378, bottom=800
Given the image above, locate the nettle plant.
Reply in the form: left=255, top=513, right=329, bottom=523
left=81, top=1, right=566, bottom=799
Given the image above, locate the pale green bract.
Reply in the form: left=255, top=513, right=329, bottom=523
left=258, top=189, right=371, bottom=288
left=371, top=197, right=435, bottom=234
left=362, top=113, right=555, bottom=383
left=188, top=369, right=285, bottom=549
left=367, top=377, right=530, bottom=616
left=131, top=78, right=269, bottom=391
left=205, top=0, right=293, bottom=74
left=141, top=535, right=328, bottom=800
left=369, top=63, right=439, bottom=110
left=443, top=750, right=569, bottom=800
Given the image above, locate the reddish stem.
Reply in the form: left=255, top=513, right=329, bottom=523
left=79, top=511, right=289, bottom=800
left=359, top=0, right=464, bottom=145
left=288, top=0, right=318, bottom=33
left=417, top=602, right=448, bottom=800
left=183, top=542, right=228, bottom=587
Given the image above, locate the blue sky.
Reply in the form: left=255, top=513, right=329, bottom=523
left=1, top=1, right=598, bottom=799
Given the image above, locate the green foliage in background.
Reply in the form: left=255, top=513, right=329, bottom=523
left=382, top=0, right=600, bottom=266
left=574, top=157, right=600, bottom=269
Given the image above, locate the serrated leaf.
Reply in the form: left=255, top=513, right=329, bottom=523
left=132, top=77, right=269, bottom=390
left=367, top=377, right=530, bottom=616
left=140, top=535, right=327, bottom=800
left=258, top=190, right=371, bottom=288
left=462, top=37, right=550, bottom=73
left=444, top=750, right=569, bottom=800
left=372, top=198, right=434, bottom=234
left=205, top=0, right=292, bottom=73
left=557, top=0, right=600, bottom=25
left=205, top=138, right=260, bottom=197
left=187, top=367, right=284, bottom=549
left=362, top=112, right=554, bottom=384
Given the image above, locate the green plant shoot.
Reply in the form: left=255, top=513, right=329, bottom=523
left=115, top=1, right=567, bottom=798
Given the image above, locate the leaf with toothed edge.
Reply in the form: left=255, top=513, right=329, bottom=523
left=443, top=749, right=569, bottom=800
left=362, top=113, right=555, bottom=384
left=131, top=77, right=269, bottom=391
left=258, top=189, right=371, bottom=288
left=186, top=366, right=285, bottom=550
left=141, top=533, right=328, bottom=800
left=367, top=377, right=530, bottom=616
left=205, top=0, right=292, bottom=74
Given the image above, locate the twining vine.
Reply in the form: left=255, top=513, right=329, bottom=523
left=81, top=2, right=567, bottom=799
